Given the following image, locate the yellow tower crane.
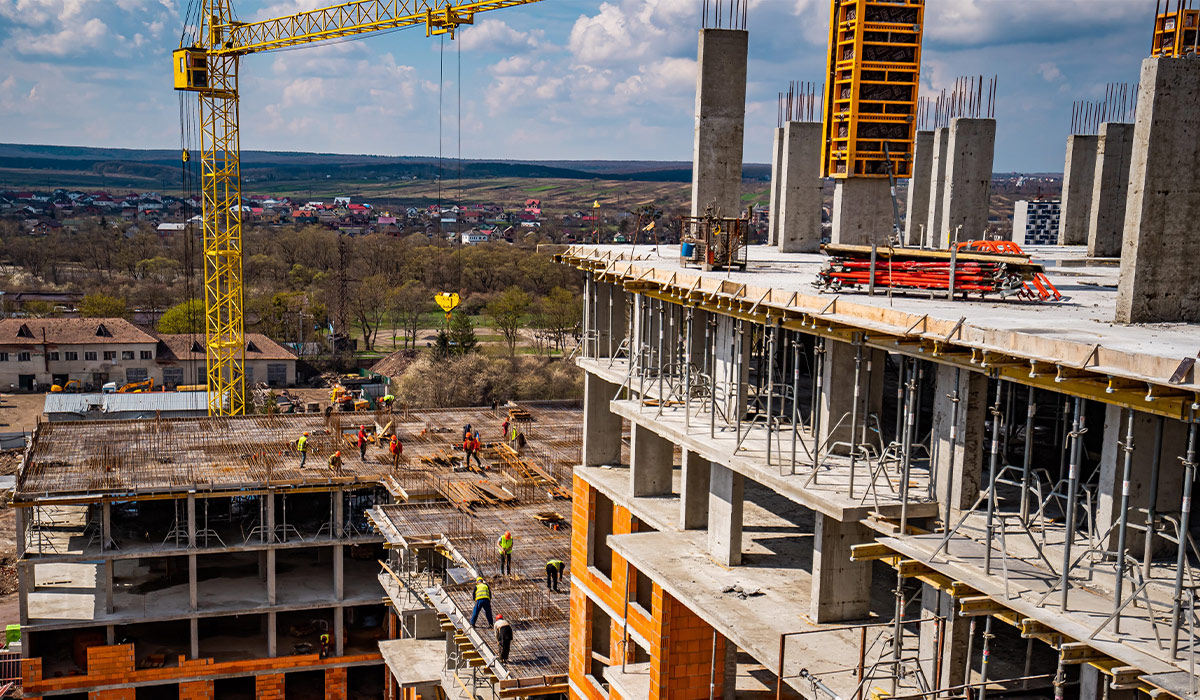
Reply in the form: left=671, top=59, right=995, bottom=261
left=173, top=0, right=543, bottom=415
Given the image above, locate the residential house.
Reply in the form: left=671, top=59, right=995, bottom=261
left=155, top=333, right=298, bottom=388
left=0, top=318, right=160, bottom=391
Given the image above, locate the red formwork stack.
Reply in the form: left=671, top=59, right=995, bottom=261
left=815, top=241, right=1062, bottom=302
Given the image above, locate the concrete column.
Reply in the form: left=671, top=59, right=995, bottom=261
left=267, top=491, right=276, bottom=606
left=778, top=121, right=823, bottom=253
left=189, top=554, right=198, bottom=611
left=723, top=641, right=737, bottom=700
left=940, top=118, right=996, bottom=246
left=187, top=492, right=198, bottom=612
left=690, top=28, right=748, bottom=218
left=105, top=560, right=114, bottom=614
left=818, top=339, right=884, bottom=455
left=335, top=607, right=345, bottom=657
left=925, top=128, right=950, bottom=248
left=1081, top=665, right=1138, bottom=700
left=1095, top=406, right=1190, bottom=553
left=268, top=611, right=277, bottom=657
left=831, top=178, right=893, bottom=245
left=334, top=488, right=345, bottom=539
left=14, top=507, right=24, bottom=559
left=904, top=130, right=934, bottom=246
left=767, top=126, right=785, bottom=246
left=1058, top=134, right=1099, bottom=245
left=190, top=618, right=199, bottom=659
left=335, top=545, right=345, bottom=602
left=931, top=365, right=988, bottom=521
left=584, top=373, right=622, bottom=466
left=810, top=514, right=872, bottom=623
left=101, top=501, right=112, bottom=551
left=1117, top=56, right=1200, bottom=324
left=594, top=282, right=624, bottom=358
left=916, top=584, right=969, bottom=690
left=17, top=562, right=27, bottom=627
left=713, top=314, right=750, bottom=421
left=708, top=463, right=743, bottom=566
left=106, top=625, right=115, bottom=645
left=186, top=492, right=197, bottom=548
left=1087, top=122, right=1135, bottom=257
left=680, top=450, right=711, bottom=530
left=630, top=424, right=673, bottom=497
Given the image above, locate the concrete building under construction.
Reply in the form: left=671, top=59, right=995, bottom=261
left=11, top=402, right=586, bottom=700
left=553, top=4, right=1200, bottom=700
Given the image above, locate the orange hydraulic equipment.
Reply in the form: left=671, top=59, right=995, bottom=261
left=172, top=0, right=544, bottom=416
left=1151, top=2, right=1200, bottom=57
left=821, top=0, right=925, bottom=178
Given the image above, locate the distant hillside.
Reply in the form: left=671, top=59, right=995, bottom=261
left=0, top=143, right=772, bottom=191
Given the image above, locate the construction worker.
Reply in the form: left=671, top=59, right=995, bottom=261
left=296, top=431, right=310, bottom=468
left=328, top=451, right=343, bottom=474
left=381, top=393, right=395, bottom=409
left=357, top=425, right=367, bottom=460
left=545, top=558, right=565, bottom=593
left=463, top=435, right=482, bottom=469
left=469, top=576, right=493, bottom=628
left=319, top=632, right=331, bottom=658
left=389, top=433, right=402, bottom=468
left=494, top=614, right=513, bottom=662
left=497, top=531, right=513, bottom=575
left=501, top=418, right=510, bottom=439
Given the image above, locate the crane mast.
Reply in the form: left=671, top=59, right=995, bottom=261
left=174, top=0, right=543, bottom=415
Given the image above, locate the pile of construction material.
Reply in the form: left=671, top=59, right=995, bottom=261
left=814, top=242, right=1062, bottom=302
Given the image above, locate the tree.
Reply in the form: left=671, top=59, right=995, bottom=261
left=487, top=286, right=530, bottom=356
left=435, top=311, right=478, bottom=358
left=534, top=287, right=582, bottom=354
left=158, top=299, right=205, bottom=334
left=347, top=274, right=393, bottom=352
left=391, top=280, right=430, bottom=350
left=79, top=293, right=128, bottom=319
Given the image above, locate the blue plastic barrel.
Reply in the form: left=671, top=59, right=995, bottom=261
left=680, top=242, right=695, bottom=257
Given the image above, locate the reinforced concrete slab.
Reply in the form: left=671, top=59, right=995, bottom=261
left=557, top=244, right=1200, bottom=395
left=604, top=661, right=652, bottom=700
left=576, top=465, right=681, bottom=533
left=606, top=396, right=940, bottom=523
left=378, top=638, right=445, bottom=688
left=606, top=529, right=899, bottom=700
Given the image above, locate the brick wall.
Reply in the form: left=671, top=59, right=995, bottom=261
left=89, top=690, right=135, bottom=700
left=22, top=642, right=380, bottom=697
left=326, top=666, right=349, bottom=700
left=257, top=673, right=285, bottom=699
left=179, top=680, right=215, bottom=699
left=649, top=587, right=726, bottom=700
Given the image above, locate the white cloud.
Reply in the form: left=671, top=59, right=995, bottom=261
left=460, top=19, right=544, bottom=52
left=12, top=16, right=109, bottom=56
left=1039, top=62, right=1063, bottom=82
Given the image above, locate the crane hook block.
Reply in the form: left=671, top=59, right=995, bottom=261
left=173, top=47, right=210, bottom=92
left=181, top=149, right=190, bottom=163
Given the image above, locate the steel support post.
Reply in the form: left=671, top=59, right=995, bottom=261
left=1020, top=389, right=1036, bottom=523
left=765, top=325, right=777, bottom=466
left=790, top=335, right=801, bottom=476
left=848, top=340, right=863, bottom=499
left=685, top=308, right=694, bottom=429
left=1061, top=397, right=1086, bottom=611
left=1143, top=416, right=1164, bottom=579
left=984, top=381, right=1003, bottom=575
left=1169, top=416, right=1198, bottom=658
left=812, top=338, right=825, bottom=468
left=1113, top=408, right=1136, bottom=633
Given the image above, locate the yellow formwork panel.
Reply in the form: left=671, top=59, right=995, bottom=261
left=821, top=0, right=924, bottom=179
left=1151, top=8, right=1200, bottom=57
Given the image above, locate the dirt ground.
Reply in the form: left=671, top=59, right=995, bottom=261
left=0, top=393, right=44, bottom=437
left=0, top=393, right=35, bottom=642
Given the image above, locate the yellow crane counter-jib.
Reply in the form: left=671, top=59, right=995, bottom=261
left=172, top=0, right=544, bottom=416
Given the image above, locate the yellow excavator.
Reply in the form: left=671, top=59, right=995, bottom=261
left=49, top=379, right=81, bottom=393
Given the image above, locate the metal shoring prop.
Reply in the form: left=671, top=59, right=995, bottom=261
left=791, top=334, right=801, bottom=476
left=895, top=355, right=906, bottom=443
left=942, top=369, right=962, bottom=537
left=1019, top=389, right=1036, bottom=523
left=978, top=615, right=994, bottom=700
left=812, top=338, right=826, bottom=471
left=1143, top=416, right=1164, bottom=579
left=764, top=323, right=778, bottom=466
left=892, top=357, right=918, bottom=694
left=984, top=380, right=1004, bottom=575
left=1168, top=411, right=1197, bottom=659
left=685, top=307, right=694, bottom=430
left=1113, top=408, right=1136, bottom=633
left=899, top=358, right=917, bottom=538
left=849, top=339, right=863, bottom=499
left=656, top=298, right=665, bottom=416
left=583, top=276, right=592, bottom=359
left=734, top=319, right=745, bottom=443
left=710, top=315, right=719, bottom=440
left=1060, top=396, right=1086, bottom=611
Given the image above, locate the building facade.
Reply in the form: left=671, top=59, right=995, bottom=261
left=1012, top=199, right=1061, bottom=246
left=560, top=244, right=1200, bottom=700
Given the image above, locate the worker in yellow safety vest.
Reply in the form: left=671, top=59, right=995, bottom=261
left=497, top=531, right=514, bottom=575
left=470, top=576, right=493, bottom=628
left=296, top=432, right=310, bottom=468
left=545, top=559, right=565, bottom=593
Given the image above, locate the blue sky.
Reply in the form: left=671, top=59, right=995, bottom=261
left=0, top=0, right=1159, bottom=172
